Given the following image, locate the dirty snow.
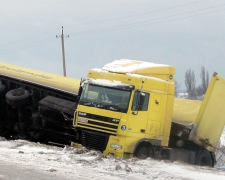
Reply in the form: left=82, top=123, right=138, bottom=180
left=0, top=136, right=225, bottom=180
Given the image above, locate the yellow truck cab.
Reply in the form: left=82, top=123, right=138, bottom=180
left=74, top=59, right=176, bottom=158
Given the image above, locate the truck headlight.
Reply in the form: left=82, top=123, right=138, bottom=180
left=110, top=144, right=122, bottom=149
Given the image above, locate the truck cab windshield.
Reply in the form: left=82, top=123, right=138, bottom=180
left=79, top=83, right=131, bottom=113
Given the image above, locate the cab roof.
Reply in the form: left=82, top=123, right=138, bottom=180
left=102, top=59, right=176, bottom=76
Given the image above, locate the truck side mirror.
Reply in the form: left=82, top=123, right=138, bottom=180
left=77, top=86, right=83, bottom=103
left=132, top=92, right=145, bottom=113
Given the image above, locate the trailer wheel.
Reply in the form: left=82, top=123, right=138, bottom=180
left=0, top=84, right=6, bottom=98
left=6, top=88, right=30, bottom=107
left=196, top=149, right=213, bottom=167
left=135, top=143, right=154, bottom=159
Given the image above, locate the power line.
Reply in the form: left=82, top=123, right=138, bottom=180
left=0, top=38, right=57, bottom=54
left=0, top=27, right=60, bottom=48
left=70, top=4, right=225, bottom=36
left=0, top=0, right=208, bottom=48
left=1, top=5, right=223, bottom=55
left=65, top=0, right=208, bottom=27
left=0, top=1, right=222, bottom=54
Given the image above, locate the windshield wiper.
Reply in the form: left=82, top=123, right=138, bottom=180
left=80, top=99, right=96, bottom=107
left=80, top=99, right=121, bottom=112
left=95, top=103, right=104, bottom=108
left=103, top=104, right=121, bottom=112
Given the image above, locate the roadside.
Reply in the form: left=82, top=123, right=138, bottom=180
left=0, top=138, right=225, bottom=180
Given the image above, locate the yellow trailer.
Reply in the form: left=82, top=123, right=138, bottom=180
left=0, top=62, right=80, bottom=96
left=172, top=73, right=225, bottom=153
left=191, top=73, right=225, bottom=152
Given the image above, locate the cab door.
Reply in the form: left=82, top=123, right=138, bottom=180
left=126, top=91, right=150, bottom=137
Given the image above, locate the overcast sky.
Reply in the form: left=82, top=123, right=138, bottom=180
left=0, top=0, right=224, bottom=89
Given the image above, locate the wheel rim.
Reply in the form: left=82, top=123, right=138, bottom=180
left=136, top=144, right=154, bottom=159
left=6, top=88, right=30, bottom=106
left=12, top=89, right=26, bottom=97
left=137, top=147, right=148, bottom=159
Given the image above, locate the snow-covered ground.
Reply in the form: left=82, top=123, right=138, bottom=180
left=0, top=134, right=225, bottom=180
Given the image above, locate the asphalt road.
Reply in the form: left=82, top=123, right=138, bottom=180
left=0, top=160, right=72, bottom=180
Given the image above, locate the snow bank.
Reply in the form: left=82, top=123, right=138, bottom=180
left=0, top=138, right=225, bottom=180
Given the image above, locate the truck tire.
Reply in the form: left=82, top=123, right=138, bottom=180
left=135, top=143, right=154, bottom=159
left=195, top=149, right=213, bottom=167
left=6, top=88, right=30, bottom=107
left=0, top=84, right=6, bottom=98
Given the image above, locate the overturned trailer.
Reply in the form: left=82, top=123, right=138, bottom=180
left=0, top=60, right=225, bottom=167
left=0, top=62, right=80, bottom=144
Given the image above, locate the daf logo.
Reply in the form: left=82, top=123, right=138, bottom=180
left=79, top=112, right=87, bottom=116
left=112, top=119, right=119, bottom=122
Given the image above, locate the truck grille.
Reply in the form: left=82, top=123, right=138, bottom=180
left=77, top=112, right=120, bottom=134
left=81, top=130, right=109, bottom=151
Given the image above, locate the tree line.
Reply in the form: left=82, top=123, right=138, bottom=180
left=175, top=66, right=209, bottom=100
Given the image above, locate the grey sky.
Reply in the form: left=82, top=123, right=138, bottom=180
left=0, top=0, right=224, bottom=89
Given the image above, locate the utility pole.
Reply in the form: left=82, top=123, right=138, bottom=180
left=56, top=26, right=69, bottom=77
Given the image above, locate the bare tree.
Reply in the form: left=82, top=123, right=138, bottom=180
left=174, top=79, right=180, bottom=97
left=196, top=66, right=209, bottom=97
left=200, top=66, right=209, bottom=94
left=196, top=85, right=204, bottom=97
left=185, top=69, right=196, bottom=99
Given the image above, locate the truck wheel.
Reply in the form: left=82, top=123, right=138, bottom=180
left=135, top=143, right=154, bottom=159
left=0, top=84, right=6, bottom=98
left=6, top=88, right=30, bottom=107
left=196, top=149, right=213, bottom=167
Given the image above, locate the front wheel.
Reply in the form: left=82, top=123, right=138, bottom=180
left=135, top=143, right=154, bottom=159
